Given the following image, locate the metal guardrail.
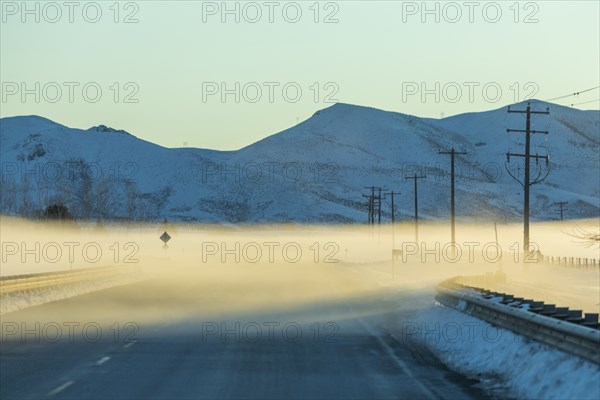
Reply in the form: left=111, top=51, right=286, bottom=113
left=0, top=266, right=139, bottom=295
left=436, top=277, right=600, bottom=365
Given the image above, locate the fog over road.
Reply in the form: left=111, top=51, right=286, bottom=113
left=0, top=262, right=488, bottom=400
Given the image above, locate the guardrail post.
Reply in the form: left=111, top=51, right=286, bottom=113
left=531, top=256, right=598, bottom=270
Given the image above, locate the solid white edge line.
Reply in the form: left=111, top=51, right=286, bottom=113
left=347, top=306, right=438, bottom=400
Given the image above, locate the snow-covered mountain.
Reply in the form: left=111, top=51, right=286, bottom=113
left=1, top=101, right=598, bottom=223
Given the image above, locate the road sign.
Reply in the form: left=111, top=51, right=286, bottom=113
left=160, top=231, right=171, bottom=244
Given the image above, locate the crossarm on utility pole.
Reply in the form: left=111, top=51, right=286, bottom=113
left=438, top=148, right=467, bottom=250
left=505, top=103, right=550, bottom=257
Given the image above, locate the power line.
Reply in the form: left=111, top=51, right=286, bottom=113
left=571, top=98, right=600, bottom=106
left=543, top=86, right=599, bottom=102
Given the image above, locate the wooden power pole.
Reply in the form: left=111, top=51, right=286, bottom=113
left=506, top=102, right=550, bottom=256
left=439, top=147, right=467, bottom=249
left=405, top=174, right=426, bottom=242
left=386, top=191, right=400, bottom=224
left=362, top=188, right=373, bottom=224
left=363, top=186, right=384, bottom=225
left=554, top=201, right=568, bottom=221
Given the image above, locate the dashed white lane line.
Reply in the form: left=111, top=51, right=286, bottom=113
left=123, top=340, right=138, bottom=349
left=47, top=380, right=74, bottom=396
left=95, top=356, right=111, bottom=366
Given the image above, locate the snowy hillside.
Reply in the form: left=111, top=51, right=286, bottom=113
left=1, top=101, right=598, bottom=223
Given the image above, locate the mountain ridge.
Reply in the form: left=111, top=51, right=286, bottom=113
left=1, top=101, right=598, bottom=223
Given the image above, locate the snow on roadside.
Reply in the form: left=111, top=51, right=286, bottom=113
left=0, top=272, right=146, bottom=315
left=414, top=304, right=600, bottom=400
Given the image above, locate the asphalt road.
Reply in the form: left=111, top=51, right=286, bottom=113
left=1, top=263, right=488, bottom=399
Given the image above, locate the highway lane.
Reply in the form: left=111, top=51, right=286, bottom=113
left=1, top=263, right=488, bottom=399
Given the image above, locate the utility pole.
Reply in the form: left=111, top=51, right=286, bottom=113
left=386, top=191, right=400, bottom=224
left=506, top=102, right=550, bottom=257
left=405, top=174, right=426, bottom=242
left=362, top=187, right=374, bottom=224
left=494, top=222, right=503, bottom=273
left=385, top=190, right=400, bottom=279
left=377, top=187, right=382, bottom=224
left=553, top=201, right=568, bottom=221
left=368, top=195, right=372, bottom=224
left=439, top=147, right=467, bottom=250
left=363, top=186, right=384, bottom=225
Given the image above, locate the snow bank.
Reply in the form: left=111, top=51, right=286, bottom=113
left=414, top=304, right=600, bottom=400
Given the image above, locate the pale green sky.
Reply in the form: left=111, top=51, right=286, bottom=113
left=1, top=1, right=599, bottom=150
